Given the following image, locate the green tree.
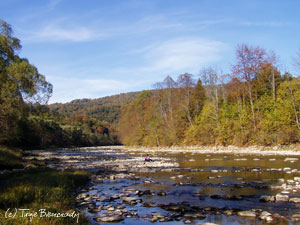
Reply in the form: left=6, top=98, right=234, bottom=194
left=0, top=20, right=52, bottom=145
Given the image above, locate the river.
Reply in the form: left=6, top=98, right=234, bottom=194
left=27, top=146, right=300, bottom=225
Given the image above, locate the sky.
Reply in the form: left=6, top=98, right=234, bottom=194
left=1, top=0, right=300, bottom=104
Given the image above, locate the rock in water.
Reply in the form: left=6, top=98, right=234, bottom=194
left=94, top=213, right=124, bottom=222
left=198, top=223, right=219, bottom=225
left=259, top=195, right=275, bottom=202
left=259, top=211, right=273, bottom=222
left=275, top=194, right=289, bottom=202
left=289, top=197, right=300, bottom=203
left=237, top=210, right=256, bottom=217
left=183, top=212, right=206, bottom=219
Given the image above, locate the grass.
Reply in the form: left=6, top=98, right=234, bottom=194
left=0, top=146, right=91, bottom=225
left=0, top=146, right=24, bottom=170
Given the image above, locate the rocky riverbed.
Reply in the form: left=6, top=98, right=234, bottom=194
left=26, top=146, right=300, bottom=224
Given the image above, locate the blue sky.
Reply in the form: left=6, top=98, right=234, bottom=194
left=1, top=0, right=299, bottom=103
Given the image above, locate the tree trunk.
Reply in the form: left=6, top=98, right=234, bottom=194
left=248, top=85, right=257, bottom=133
left=272, top=68, right=276, bottom=104
left=288, top=86, right=300, bottom=130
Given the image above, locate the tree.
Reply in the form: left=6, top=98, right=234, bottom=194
left=232, top=44, right=270, bottom=134
left=199, top=67, right=221, bottom=128
left=0, top=20, right=52, bottom=145
left=176, top=73, right=196, bottom=127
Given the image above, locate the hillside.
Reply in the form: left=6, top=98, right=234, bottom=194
left=49, top=92, right=140, bottom=126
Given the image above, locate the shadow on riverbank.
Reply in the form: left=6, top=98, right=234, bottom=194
left=0, top=146, right=90, bottom=224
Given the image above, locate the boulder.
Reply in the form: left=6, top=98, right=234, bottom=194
left=275, top=194, right=289, bottom=202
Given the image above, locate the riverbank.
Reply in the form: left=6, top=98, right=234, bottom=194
left=0, top=146, right=90, bottom=225
left=123, top=144, right=300, bottom=156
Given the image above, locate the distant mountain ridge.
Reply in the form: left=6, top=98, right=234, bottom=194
left=49, top=91, right=140, bottom=126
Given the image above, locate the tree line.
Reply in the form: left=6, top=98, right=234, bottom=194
left=0, top=20, right=119, bottom=148
left=119, top=44, right=300, bottom=146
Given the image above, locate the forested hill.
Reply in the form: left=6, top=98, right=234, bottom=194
left=49, top=92, right=140, bottom=126
left=118, top=45, right=300, bottom=147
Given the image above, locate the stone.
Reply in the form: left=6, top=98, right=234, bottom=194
left=275, top=193, right=289, bottom=202
left=237, top=210, right=256, bottom=217
left=210, top=195, right=222, bottom=199
left=151, top=212, right=165, bottom=219
left=118, top=163, right=126, bottom=169
left=88, top=207, right=101, bottom=213
left=150, top=218, right=158, bottom=222
left=107, top=207, right=115, bottom=211
left=144, top=179, right=153, bottom=183
left=94, top=213, right=124, bottom=222
left=223, top=210, right=233, bottom=216
left=138, top=190, right=152, bottom=196
left=123, top=188, right=137, bottom=193
left=122, top=197, right=139, bottom=205
left=142, top=202, right=155, bottom=207
left=259, top=211, right=272, bottom=221
left=198, top=223, right=219, bottom=225
left=157, top=191, right=167, bottom=196
left=183, top=212, right=206, bottom=219
left=223, top=195, right=243, bottom=200
left=259, top=195, right=275, bottom=202
left=284, top=158, right=298, bottom=161
left=289, top=197, right=300, bottom=203
left=287, top=180, right=295, bottom=184
left=292, top=213, right=300, bottom=221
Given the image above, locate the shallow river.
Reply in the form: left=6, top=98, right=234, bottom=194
left=28, top=146, right=300, bottom=225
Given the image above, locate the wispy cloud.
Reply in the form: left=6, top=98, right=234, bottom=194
left=29, top=24, right=100, bottom=42
left=47, top=76, right=143, bottom=103
left=138, top=37, right=227, bottom=74
left=239, top=21, right=291, bottom=27
left=21, top=13, right=183, bottom=43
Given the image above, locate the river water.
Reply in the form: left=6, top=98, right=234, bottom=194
left=27, top=146, right=300, bottom=225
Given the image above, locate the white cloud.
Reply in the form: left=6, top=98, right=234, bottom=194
left=140, top=37, right=227, bottom=74
left=47, top=76, right=144, bottom=104
left=31, top=24, right=98, bottom=42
